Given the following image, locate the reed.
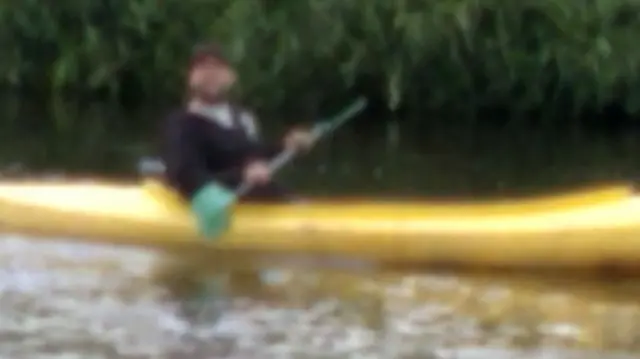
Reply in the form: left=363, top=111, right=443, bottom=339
left=2, top=0, right=639, bottom=122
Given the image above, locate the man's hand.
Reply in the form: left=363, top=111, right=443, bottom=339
left=283, top=128, right=315, bottom=152
left=243, top=161, right=271, bottom=185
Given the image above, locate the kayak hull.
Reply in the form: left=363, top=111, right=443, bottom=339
left=1, top=180, right=640, bottom=269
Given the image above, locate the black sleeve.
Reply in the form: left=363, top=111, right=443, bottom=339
left=255, top=142, right=284, bottom=159
left=164, top=115, right=243, bottom=197
left=213, top=166, right=244, bottom=185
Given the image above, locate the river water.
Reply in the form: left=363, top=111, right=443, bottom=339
left=2, top=234, right=640, bottom=359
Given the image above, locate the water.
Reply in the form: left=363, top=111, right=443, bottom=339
left=2, top=235, right=640, bottom=358
left=3, top=95, right=640, bottom=197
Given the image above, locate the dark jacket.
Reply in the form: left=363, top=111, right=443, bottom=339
left=161, top=107, right=281, bottom=199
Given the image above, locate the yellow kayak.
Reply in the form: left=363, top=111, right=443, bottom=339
left=1, top=179, right=640, bottom=269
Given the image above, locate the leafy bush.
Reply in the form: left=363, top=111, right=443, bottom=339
left=2, top=0, right=640, bottom=121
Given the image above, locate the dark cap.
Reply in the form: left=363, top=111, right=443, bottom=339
left=189, top=42, right=231, bottom=70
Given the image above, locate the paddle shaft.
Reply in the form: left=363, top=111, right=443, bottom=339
left=235, top=98, right=367, bottom=196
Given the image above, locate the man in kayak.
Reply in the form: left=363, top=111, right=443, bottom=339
left=161, top=42, right=314, bottom=203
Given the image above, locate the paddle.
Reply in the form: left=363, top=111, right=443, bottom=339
left=192, top=97, right=368, bottom=239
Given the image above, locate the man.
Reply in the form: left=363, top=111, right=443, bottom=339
left=161, top=43, right=313, bottom=203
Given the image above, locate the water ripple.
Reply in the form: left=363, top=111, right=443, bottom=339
left=0, top=235, right=636, bottom=359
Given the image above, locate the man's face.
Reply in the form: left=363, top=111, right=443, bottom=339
left=189, top=59, right=237, bottom=98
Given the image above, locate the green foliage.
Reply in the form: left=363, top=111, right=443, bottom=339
left=2, top=0, right=640, bottom=119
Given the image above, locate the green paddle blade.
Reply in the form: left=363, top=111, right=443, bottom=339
left=190, top=183, right=236, bottom=239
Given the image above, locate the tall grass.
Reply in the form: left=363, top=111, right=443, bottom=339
left=2, top=0, right=639, bottom=122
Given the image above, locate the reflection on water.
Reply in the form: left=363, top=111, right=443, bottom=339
left=3, top=95, right=640, bottom=198
left=1, top=235, right=640, bottom=358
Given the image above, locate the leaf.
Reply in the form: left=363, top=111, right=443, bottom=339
left=52, top=52, right=78, bottom=89
left=88, top=65, right=113, bottom=89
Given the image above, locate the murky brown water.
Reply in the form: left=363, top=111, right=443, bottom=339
left=1, top=234, right=640, bottom=359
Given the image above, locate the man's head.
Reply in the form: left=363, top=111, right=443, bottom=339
left=187, top=43, right=237, bottom=101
